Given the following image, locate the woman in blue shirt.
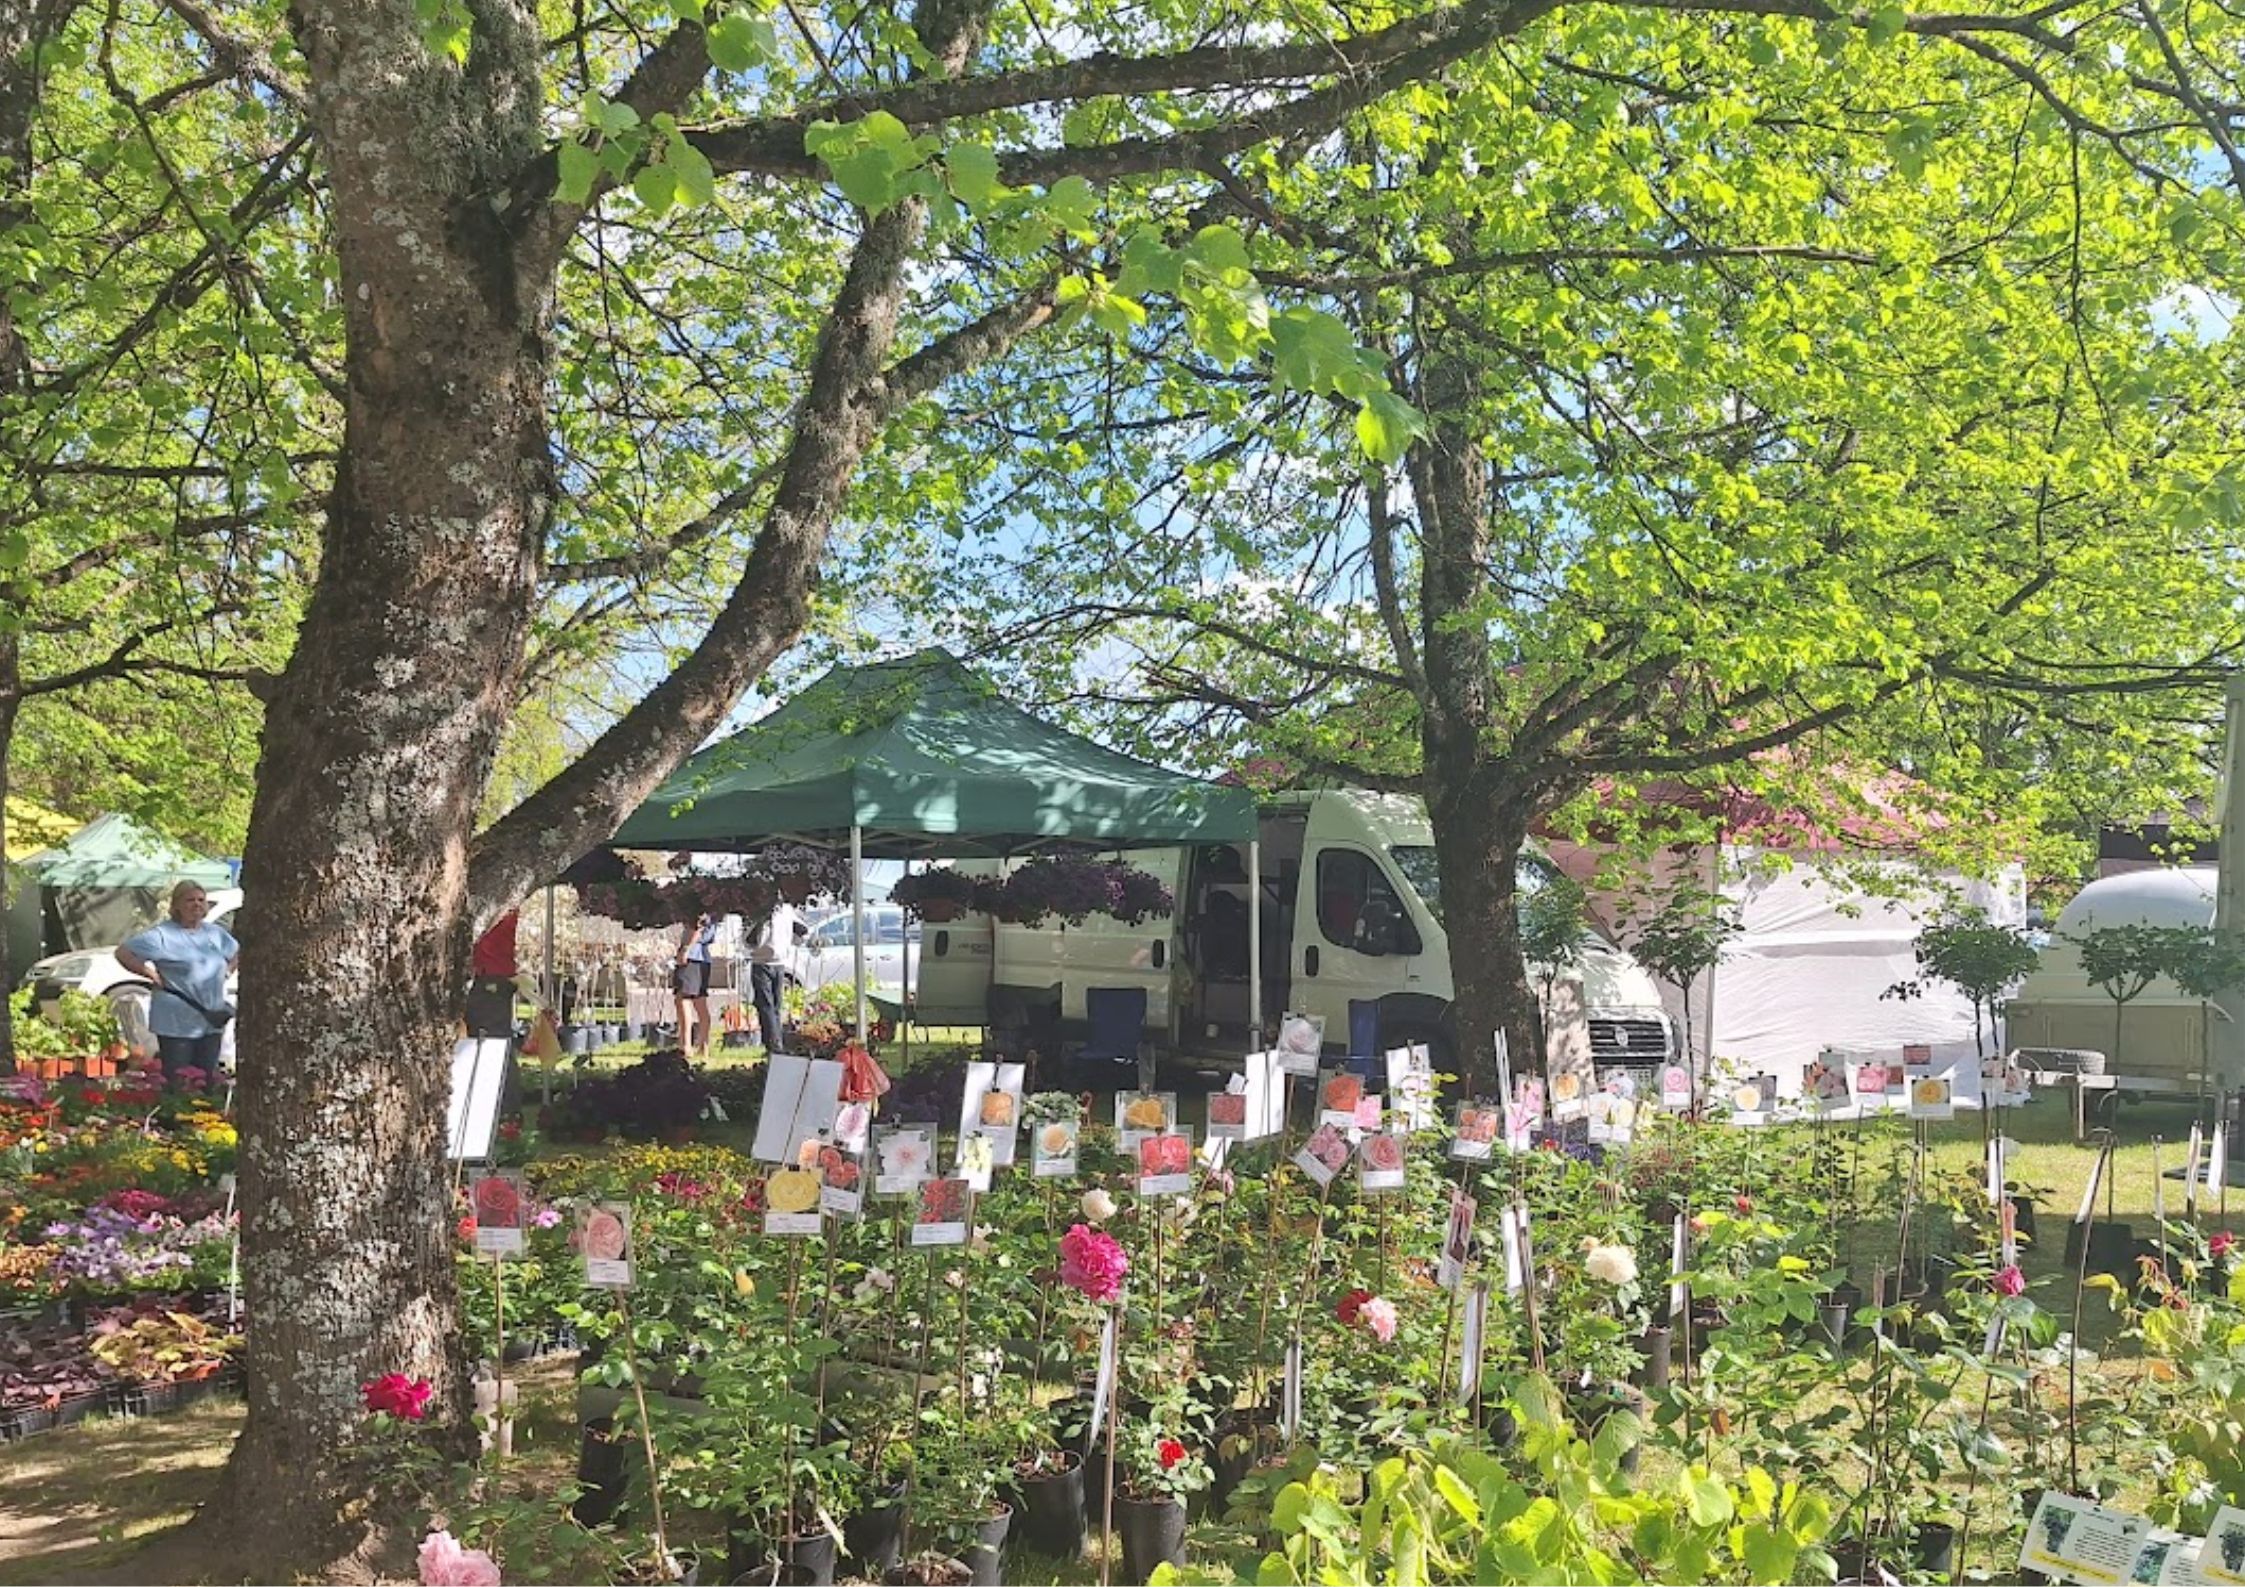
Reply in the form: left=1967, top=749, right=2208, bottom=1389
left=117, top=881, right=239, bottom=1085
left=673, top=912, right=717, bottom=1058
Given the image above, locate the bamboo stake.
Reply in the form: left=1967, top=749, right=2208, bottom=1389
left=614, top=1294, right=673, bottom=1579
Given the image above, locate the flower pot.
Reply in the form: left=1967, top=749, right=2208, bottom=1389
left=1210, top=1415, right=1282, bottom=1517
left=1568, top=1385, right=1644, bottom=1477
left=572, top=1416, right=632, bottom=1527
left=2011, top=1194, right=2039, bottom=1246
left=726, top=1528, right=836, bottom=1587
left=1916, top=1521, right=1958, bottom=1576
left=883, top=1560, right=970, bottom=1587
left=1632, top=1326, right=1672, bottom=1391
left=952, top=1503, right=1009, bottom=1587
left=917, top=900, right=962, bottom=923
left=845, top=1483, right=910, bottom=1575
left=1824, top=1279, right=1864, bottom=1350
left=2087, top=1220, right=2138, bottom=1277
left=1017, top=1451, right=1086, bottom=1558
left=1115, top=1493, right=1187, bottom=1582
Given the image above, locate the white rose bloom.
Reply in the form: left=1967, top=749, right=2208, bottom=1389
left=1081, top=1188, right=1118, bottom=1224
left=1586, top=1243, right=1638, bottom=1287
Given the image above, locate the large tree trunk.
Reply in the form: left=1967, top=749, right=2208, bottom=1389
left=0, top=659, right=17, bottom=1069
left=1427, top=773, right=1541, bottom=1092
left=169, top=0, right=987, bottom=1571
left=180, top=3, right=554, bottom=1572
left=1407, top=355, right=1542, bottom=1093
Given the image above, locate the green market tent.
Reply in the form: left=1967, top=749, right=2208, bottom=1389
left=612, top=648, right=1255, bottom=855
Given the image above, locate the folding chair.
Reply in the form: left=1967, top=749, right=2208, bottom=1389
left=1076, top=986, right=1150, bottom=1091
left=1347, top=998, right=1381, bottom=1078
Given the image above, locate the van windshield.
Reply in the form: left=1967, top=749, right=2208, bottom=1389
left=1389, top=845, right=1619, bottom=947
left=1388, top=846, right=1441, bottom=921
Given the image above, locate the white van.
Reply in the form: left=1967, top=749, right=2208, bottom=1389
left=910, top=790, right=1676, bottom=1071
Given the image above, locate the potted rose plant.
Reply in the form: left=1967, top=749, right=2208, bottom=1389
left=1113, top=1400, right=1208, bottom=1581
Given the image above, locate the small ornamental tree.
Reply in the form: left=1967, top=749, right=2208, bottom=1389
left=1519, top=864, right=1591, bottom=1065
left=2072, top=924, right=2198, bottom=1077
left=1616, top=877, right=1741, bottom=1072
left=1886, top=910, right=2041, bottom=1058
left=2163, top=928, right=2245, bottom=1095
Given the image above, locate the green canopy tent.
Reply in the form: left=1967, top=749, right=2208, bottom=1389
left=609, top=648, right=1259, bottom=1040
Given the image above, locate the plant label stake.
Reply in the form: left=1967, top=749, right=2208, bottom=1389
left=2069, top=1134, right=2115, bottom=1494
left=1097, top=1306, right=1121, bottom=1587
left=1455, top=1284, right=1488, bottom=1409
left=1281, top=1335, right=1303, bottom=1437
left=2187, top=1124, right=2205, bottom=1221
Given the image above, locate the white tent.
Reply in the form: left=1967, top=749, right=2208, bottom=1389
left=1708, top=849, right=2028, bottom=1084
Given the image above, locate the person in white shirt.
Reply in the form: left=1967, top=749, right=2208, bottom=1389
left=748, top=902, right=801, bottom=1054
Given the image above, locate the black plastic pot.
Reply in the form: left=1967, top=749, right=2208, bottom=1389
left=1916, top=1521, right=1958, bottom=1576
left=1633, top=1326, right=1672, bottom=1391
left=1017, top=1452, right=1086, bottom=1558
left=2011, top=1195, right=2039, bottom=1247
left=1115, top=1493, right=1187, bottom=1582
left=2089, top=1220, right=2139, bottom=1277
left=1822, top=1276, right=1862, bottom=1350
left=725, top=1526, right=837, bottom=1586
left=572, top=1416, right=631, bottom=1527
left=959, top=1502, right=1010, bottom=1587
left=845, top=1482, right=910, bottom=1575
left=1569, top=1386, right=1644, bottom=1477
left=1210, top=1414, right=1282, bottom=1516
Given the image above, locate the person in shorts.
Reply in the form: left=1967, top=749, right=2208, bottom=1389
left=117, top=881, right=239, bottom=1084
left=673, top=913, right=717, bottom=1057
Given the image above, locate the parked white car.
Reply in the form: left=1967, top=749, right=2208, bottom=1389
left=21, top=888, right=243, bottom=1057
left=789, top=904, right=919, bottom=1006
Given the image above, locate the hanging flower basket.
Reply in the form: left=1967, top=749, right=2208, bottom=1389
left=990, top=858, right=1174, bottom=927
left=892, top=869, right=981, bottom=921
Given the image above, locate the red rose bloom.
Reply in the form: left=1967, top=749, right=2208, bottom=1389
left=455, top=1215, right=477, bottom=1244
left=1157, top=1438, right=1187, bottom=1470
left=1733, top=1194, right=1753, bottom=1215
left=1336, top=1288, right=1372, bottom=1327
left=361, top=1373, right=434, bottom=1420
left=2213, top=1231, right=2236, bottom=1260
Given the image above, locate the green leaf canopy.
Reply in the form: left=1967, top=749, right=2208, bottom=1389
left=611, top=648, right=1254, bottom=856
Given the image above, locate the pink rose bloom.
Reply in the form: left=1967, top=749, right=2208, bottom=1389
left=1059, top=1223, right=1129, bottom=1303
left=418, top=1529, right=501, bottom=1587
left=1993, top=1265, right=2026, bottom=1298
left=1359, top=1295, right=1399, bottom=1343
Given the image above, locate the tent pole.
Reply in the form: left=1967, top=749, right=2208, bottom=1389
left=851, top=825, right=868, bottom=1044
left=541, top=883, right=556, bottom=1107
left=901, top=853, right=914, bottom=1070
left=1248, top=838, right=1263, bottom=1050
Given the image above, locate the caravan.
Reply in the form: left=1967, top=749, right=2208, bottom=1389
left=911, top=790, right=1677, bottom=1070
